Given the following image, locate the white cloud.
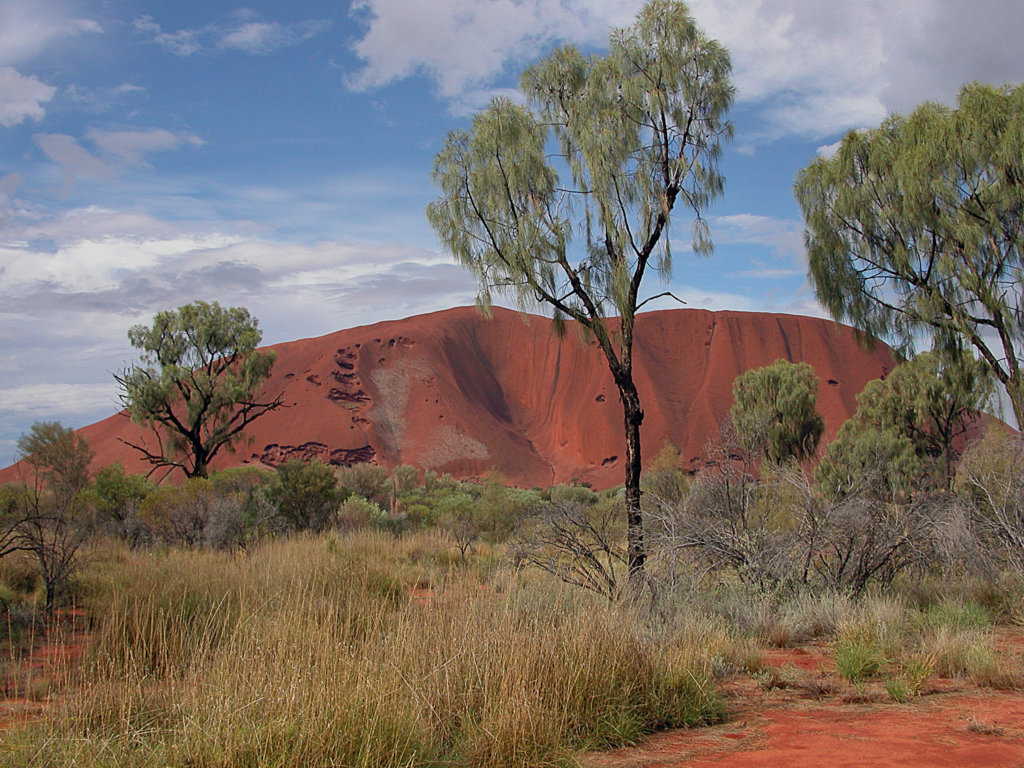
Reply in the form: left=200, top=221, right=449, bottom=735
left=33, top=133, right=111, bottom=179
left=86, top=128, right=204, bottom=166
left=134, top=13, right=331, bottom=57
left=0, top=204, right=484, bottom=461
left=349, top=0, right=1024, bottom=140
left=0, top=0, right=100, bottom=65
left=0, top=382, right=119, bottom=418
left=713, top=213, right=805, bottom=262
left=0, top=66, right=55, bottom=126
left=348, top=0, right=613, bottom=100
left=33, top=128, right=204, bottom=182
left=816, top=140, right=842, bottom=159
left=219, top=19, right=333, bottom=54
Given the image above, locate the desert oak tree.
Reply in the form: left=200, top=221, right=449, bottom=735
left=730, top=360, right=825, bottom=463
left=795, top=82, right=1024, bottom=425
left=427, top=0, right=733, bottom=578
left=116, top=301, right=284, bottom=479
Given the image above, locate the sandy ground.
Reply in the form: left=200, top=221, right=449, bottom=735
left=585, top=636, right=1024, bottom=768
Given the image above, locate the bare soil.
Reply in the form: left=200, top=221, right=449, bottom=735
left=584, top=631, right=1024, bottom=768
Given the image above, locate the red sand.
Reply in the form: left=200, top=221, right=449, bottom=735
left=586, top=643, right=1024, bottom=768
left=586, top=695, right=1024, bottom=768
left=0, top=306, right=898, bottom=488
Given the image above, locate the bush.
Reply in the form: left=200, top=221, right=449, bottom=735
left=956, top=426, right=1024, bottom=576
left=267, top=459, right=346, bottom=533
left=89, top=463, right=153, bottom=544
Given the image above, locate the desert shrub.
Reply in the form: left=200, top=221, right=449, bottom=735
left=510, top=500, right=627, bottom=601
left=956, top=426, right=1024, bottom=575
left=550, top=483, right=600, bottom=507
left=648, top=421, right=801, bottom=592
left=13, top=422, right=94, bottom=608
left=336, top=463, right=390, bottom=507
left=138, top=480, right=213, bottom=547
left=89, top=463, right=153, bottom=544
left=266, top=458, right=347, bottom=533
left=641, top=442, right=689, bottom=509
left=336, top=494, right=388, bottom=532
left=389, top=464, right=420, bottom=497
left=434, top=491, right=481, bottom=562
left=135, top=472, right=268, bottom=551
left=475, top=473, right=540, bottom=543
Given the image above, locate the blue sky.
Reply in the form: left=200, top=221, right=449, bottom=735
left=1, top=0, right=1023, bottom=463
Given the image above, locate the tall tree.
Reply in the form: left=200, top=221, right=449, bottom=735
left=730, top=359, right=825, bottom=463
left=116, top=301, right=284, bottom=479
left=795, top=82, right=1024, bottom=425
left=427, top=0, right=733, bottom=578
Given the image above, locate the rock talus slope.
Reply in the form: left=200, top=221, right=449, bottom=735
left=3, top=306, right=897, bottom=488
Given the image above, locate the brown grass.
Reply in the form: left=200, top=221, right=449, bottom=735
left=3, top=532, right=724, bottom=768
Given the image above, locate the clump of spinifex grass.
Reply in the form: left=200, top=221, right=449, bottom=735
left=4, top=531, right=723, bottom=768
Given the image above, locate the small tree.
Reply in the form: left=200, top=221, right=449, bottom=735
left=116, top=301, right=284, bottom=479
left=90, top=463, right=153, bottom=543
left=795, top=82, right=1024, bottom=425
left=428, top=0, right=734, bottom=578
left=816, top=351, right=989, bottom=498
left=730, top=360, right=824, bottom=463
left=15, top=422, right=93, bottom=608
left=267, top=459, right=346, bottom=533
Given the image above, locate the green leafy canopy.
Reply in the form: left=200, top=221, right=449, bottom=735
left=795, top=82, right=1024, bottom=425
left=116, top=301, right=283, bottom=479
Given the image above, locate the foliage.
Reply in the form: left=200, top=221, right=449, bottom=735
left=428, top=0, right=734, bottom=577
left=816, top=352, right=990, bottom=499
left=511, top=499, right=627, bottom=601
left=336, top=494, right=389, bottom=532
left=89, top=463, right=153, bottom=543
left=266, top=459, right=347, bottom=533
left=641, top=441, right=689, bottom=508
left=336, top=462, right=390, bottom=507
left=647, top=420, right=953, bottom=596
left=0, top=483, right=26, bottom=562
left=730, top=359, right=824, bottom=463
left=956, top=426, right=1024, bottom=575
left=116, top=301, right=284, bottom=479
left=14, top=421, right=94, bottom=607
left=795, top=81, right=1024, bottom=425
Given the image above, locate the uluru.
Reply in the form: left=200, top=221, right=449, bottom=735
left=1, top=306, right=896, bottom=488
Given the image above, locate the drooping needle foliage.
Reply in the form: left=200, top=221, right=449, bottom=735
left=428, top=0, right=734, bottom=576
left=795, top=82, right=1024, bottom=425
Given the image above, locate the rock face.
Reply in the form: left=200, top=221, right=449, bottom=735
left=1, top=306, right=897, bottom=488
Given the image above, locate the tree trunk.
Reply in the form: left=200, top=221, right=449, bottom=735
left=1008, top=372, right=1024, bottom=431
left=618, top=376, right=646, bottom=581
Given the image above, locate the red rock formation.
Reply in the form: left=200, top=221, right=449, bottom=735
left=0, top=306, right=897, bottom=488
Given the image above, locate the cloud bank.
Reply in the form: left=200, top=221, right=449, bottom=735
left=349, top=0, right=1024, bottom=139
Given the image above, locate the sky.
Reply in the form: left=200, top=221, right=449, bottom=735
left=1, top=0, right=1023, bottom=464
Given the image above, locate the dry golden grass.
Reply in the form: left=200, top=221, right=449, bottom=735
left=4, top=532, right=724, bottom=768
